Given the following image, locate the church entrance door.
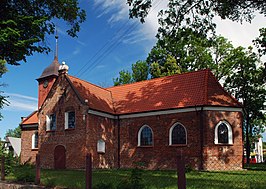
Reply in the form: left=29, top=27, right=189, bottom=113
left=54, top=145, right=66, bottom=169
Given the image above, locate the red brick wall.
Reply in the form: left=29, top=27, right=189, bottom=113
left=202, top=111, right=243, bottom=170
left=31, top=73, right=243, bottom=171
left=38, top=77, right=57, bottom=108
left=86, top=114, right=117, bottom=168
left=119, top=111, right=202, bottom=170
left=119, top=110, right=243, bottom=170
left=20, top=128, right=38, bottom=164
left=38, top=74, right=87, bottom=169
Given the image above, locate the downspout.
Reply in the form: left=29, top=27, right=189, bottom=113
left=241, top=109, right=246, bottom=168
left=86, top=106, right=89, bottom=157
left=199, top=107, right=204, bottom=170
left=117, top=116, right=121, bottom=169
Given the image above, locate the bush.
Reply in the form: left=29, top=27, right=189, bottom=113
left=42, top=174, right=56, bottom=188
left=94, top=182, right=115, bottom=189
left=116, top=168, right=146, bottom=189
left=1, top=153, right=19, bottom=176
left=13, top=163, right=35, bottom=182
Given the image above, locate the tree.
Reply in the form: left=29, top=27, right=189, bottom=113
left=147, top=29, right=236, bottom=81
left=5, top=126, right=21, bottom=138
left=254, top=28, right=266, bottom=56
left=150, top=55, right=181, bottom=78
left=263, top=142, right=266, bottom=150
left=113, top=61, right=149, bottom=86
left=147, top=27, right=214, bottom=75
left=132, top=61, right=149, bottom=82
left=223, top=46, right=266, bottom=163
left=0, top=138, right=4, bottom=157
left=1, top=0, right=86, bottom=65
left=128, top=0, right=266, bottom=35
left=0, top=0, right=86, bottom=120
left=114, top=34, right=238, bottom=83
left=113, top=70, right=133, bottom=86
left=210, top=36, right=235, bottom=81
left=0, top=60, right=9, bottom=119
left=128, top=0, right=266, bottom=64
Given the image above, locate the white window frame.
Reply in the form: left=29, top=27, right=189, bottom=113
left=65, top=111, right=75, bottom=130
left=169, top=122, right=187, bottom=145
left=214, top=120, right=233, bottom=145
left=31, top=132, right=38, bottom=149
left=46, top=115, right=50, bottom=131
left=137, top=125, right=153, bottom=146
left=46, top=114, right=56, bottom=131
left=97, top=139, right=105, bottom=153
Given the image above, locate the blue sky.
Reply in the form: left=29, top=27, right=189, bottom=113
left=0, top=0, right=265, bottom=140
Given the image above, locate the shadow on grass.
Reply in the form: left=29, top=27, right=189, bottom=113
left=35, top=169, right=266, bottom=189
left=187, top=170, right=266, bottom=189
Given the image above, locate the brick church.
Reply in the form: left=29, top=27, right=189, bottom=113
left=20, top=55, right=244, bottom=170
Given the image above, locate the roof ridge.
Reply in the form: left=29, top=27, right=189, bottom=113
left=207, top=71, right=243, bottom=107
left=68, top=75, right=117, bottom=113
left=21, top=110, right=38, bottom=124
left=68, top=75, right=112, bottom=93
left=204, top=69, right=210, bottom=104
left=107, top=69, right=209, bottom=90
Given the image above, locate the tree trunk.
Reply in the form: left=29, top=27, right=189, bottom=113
left=246, top=116, right=251, bottom=164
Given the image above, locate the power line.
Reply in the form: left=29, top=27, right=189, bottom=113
left=75, top=0, right=163, bottom=78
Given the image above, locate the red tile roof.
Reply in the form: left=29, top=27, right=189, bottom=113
left=70, top=69, right=241, bottom=114
left=21, top=111, right=38, bottom=125
left=68, top=76, right=115, bottom=114
left=107, top=69, right=241, bottom=114
left=21, top=69, right=242, bottom=124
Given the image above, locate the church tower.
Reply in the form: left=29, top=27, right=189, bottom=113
left=36, top=34, right=60, bottom=108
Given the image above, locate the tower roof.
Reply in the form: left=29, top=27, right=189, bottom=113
left=37, top=56, right=60, bottom=80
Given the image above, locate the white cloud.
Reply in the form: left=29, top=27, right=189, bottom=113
left=96, top=65, right=106, bottom=69
left=4, top=93, right=37, bottom=112
left=93, top=0, right=265, bottom=55
left=214, top=13, right=265, bottom=48
left=73, top=47, right=81, bottom=55
left=5, top=93, right=38, bottom=102
left=76, top=40, right=87, bottom=46
left=92, top=0, right=167, bottom=45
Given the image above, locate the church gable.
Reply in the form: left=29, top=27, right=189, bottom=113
left=205, top=71, right=241, bottom=107
left=67, top=75, right=115, bottom=114
left=39, top=74, right=87, bottom=133
left=21, top=111, right=38, bottom=126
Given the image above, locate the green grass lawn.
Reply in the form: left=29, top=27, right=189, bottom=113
left=39, top=168, right=266, bottom=189
left=4, top=164, right=266, bottom=189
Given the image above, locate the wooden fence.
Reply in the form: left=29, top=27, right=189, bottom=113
left=1, top=154, right=186, bottom=189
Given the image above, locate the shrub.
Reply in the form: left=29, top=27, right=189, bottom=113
left=116, top=168, right=146, bottom=189
left=2, top=153, right=19, bottom=176
left=13, top=163, right=35, bottom=182
left=94, top=182, right=115, bottom=189
left=42, top=173, right=56, bottom=188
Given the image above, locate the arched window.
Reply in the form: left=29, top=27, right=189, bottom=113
left=214, top=121, right=233, bottom=144
left=32, top=132, right=38, bottom=149
left=169, top=123, right=187, bottom=145
left=138, top=125, right=153, bottom=146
